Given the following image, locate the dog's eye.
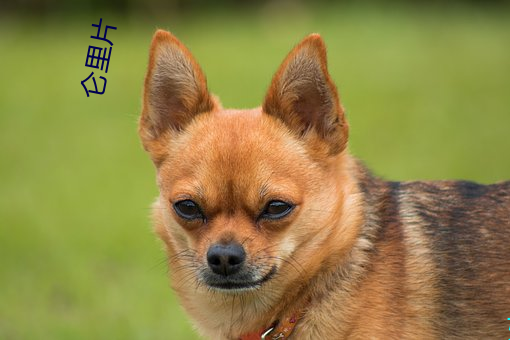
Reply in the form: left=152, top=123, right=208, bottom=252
left=260, top=200, right=294, bottom=220
left=173, top=200, right=204, bottom=221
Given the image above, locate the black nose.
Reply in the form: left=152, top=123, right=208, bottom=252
left=207, top=243, right=246, bottom=276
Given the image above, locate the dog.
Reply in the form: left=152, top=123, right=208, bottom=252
left=138, top=30, right=510, bottom=339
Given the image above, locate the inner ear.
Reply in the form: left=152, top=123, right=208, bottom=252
left=139, top=30, right=216, bottom=144
left=285, top=60, right=334, bottom=135
left=263, top=34, right=348, bottom=154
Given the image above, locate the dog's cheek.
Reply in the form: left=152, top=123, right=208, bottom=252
left=277, top=232, right=297, bottom=262
left=155, top=197, right=193, bottom=252
left=288, top=190, right=341, bottom=254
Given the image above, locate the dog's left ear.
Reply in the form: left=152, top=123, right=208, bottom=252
left=263, top=34, right=348, bottom=155
left=139, top=30, right=216, bottom=157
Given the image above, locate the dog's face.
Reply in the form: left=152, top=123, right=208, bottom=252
left=139, top=31, right=356, bottom=294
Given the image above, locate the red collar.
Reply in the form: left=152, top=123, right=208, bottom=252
left=239, top=312, right=301, bottom=340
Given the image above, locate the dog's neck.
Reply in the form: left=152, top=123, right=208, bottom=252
left=239, top=309, right=303, bottom=340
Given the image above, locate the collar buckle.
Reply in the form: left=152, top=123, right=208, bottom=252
left=260, top=326, right=275, bottom=339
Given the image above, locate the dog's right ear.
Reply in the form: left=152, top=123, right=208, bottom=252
left=139, top=30, right=216, bottom=157
left=263, top=34, right=348, bottom=155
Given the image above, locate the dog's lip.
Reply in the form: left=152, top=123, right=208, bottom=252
left=207, top=265, right=277, bottom=290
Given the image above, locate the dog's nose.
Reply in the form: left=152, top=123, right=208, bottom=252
left=207, top=243, right=246, bottom=276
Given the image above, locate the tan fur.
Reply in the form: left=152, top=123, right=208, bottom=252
left=140, top=30, right=510, bottom=339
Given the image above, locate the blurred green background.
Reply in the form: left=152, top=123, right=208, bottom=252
left=1, top=1, right=509, bottom=339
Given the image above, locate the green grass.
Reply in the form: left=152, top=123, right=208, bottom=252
left=1, top=5, right=509, bottom=339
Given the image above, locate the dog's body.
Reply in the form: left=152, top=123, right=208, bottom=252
left=139, top=31, right=510, bottom=339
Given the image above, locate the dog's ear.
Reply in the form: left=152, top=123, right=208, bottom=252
left=139, top=30, right=216, bottom=151
left=263, top=34, right=348, bottom=155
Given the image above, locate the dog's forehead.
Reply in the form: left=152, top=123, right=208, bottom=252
left=160, top=108, right=313, bottom=200
left=177, top=107, right=298, bottom=166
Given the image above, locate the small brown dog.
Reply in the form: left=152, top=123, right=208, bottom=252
left=139, top=30, right=510, bottom=339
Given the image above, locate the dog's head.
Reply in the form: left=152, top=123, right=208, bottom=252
left=139, top=30, right=358, bottom=293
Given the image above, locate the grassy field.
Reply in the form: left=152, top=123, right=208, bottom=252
left=1, top=4, right=509, bottom=339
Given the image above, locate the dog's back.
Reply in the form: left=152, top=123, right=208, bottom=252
left=353, top=168, right=510, bottom=338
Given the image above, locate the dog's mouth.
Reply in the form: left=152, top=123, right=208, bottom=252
left=205, top=265, right=277, bottom=291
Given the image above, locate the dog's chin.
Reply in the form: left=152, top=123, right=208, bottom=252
left=203, top=266, right=277, bottom=293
